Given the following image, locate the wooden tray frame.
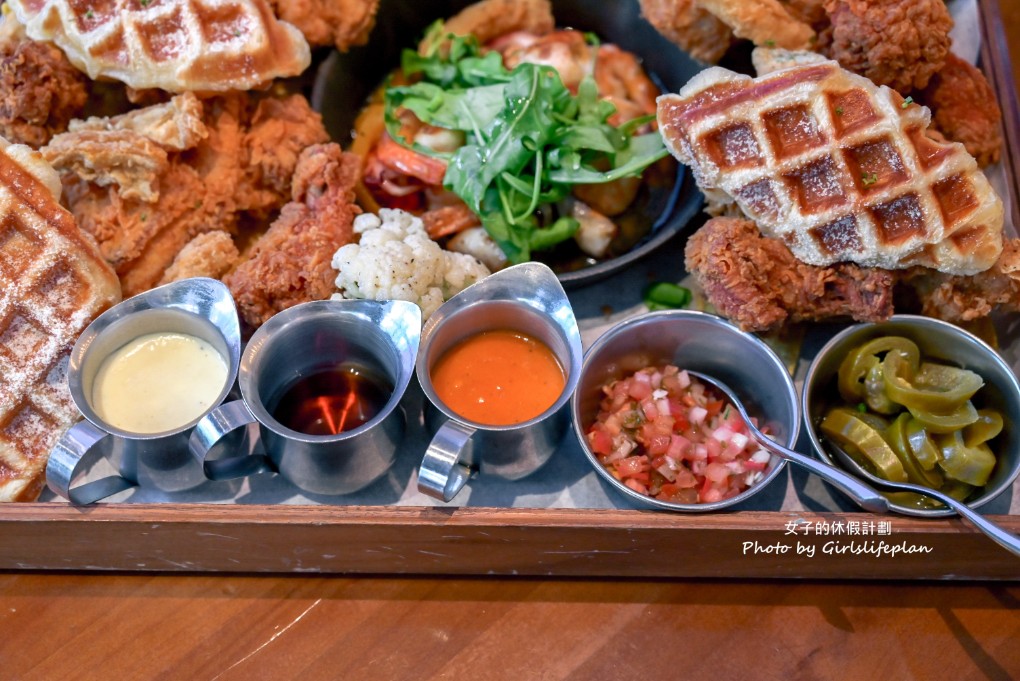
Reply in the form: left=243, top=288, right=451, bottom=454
left=2, top=0, right=1018, bottom=579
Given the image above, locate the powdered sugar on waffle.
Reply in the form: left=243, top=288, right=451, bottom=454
left=7, top=0, right=311, bottom=92
left=0, top=138, right=120, bottom=501
left=658, top=58, right=1005, bottom=276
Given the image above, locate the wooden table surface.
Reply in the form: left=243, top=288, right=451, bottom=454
left=3, top=4, right=1020, bottom=680
left=1, top=574, right=1017, bottom=680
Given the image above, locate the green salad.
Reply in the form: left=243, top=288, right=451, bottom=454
left=382, top=23, right=669, bottom=263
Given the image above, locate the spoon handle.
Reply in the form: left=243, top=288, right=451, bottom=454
left=755, top=437, right=890, bottom=514
left=912, top=487, right=1020, bottom=558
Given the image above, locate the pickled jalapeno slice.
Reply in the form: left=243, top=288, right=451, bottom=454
left=820, top=407, right=906, bottom=482
left=882, top=353, right=983, bottom=414
left=935, top=430, right=996, bottom=487
left=886, top=413, right=944, bottom=489
left=837, top=336, right=920, bottom=402
left=821, top=333, right=1004, bottom=504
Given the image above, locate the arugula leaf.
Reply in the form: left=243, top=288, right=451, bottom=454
left=547, top=133, right=668, bottom=184
left=383, top=28, right=669, bottom=263
left=445, top=64, right=568, bottom=215
left=386, top=82, right=506, bottom=137
left=401, top=22, right=510, bottom=88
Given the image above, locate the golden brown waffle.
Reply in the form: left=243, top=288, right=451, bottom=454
left=658, top=58, right=1004, bottom=276
left=7, top=0, right=310, bottom=92
left=0, top=138, right=120, bottom=502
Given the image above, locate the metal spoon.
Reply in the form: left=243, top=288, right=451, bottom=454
left=688, top=371, right=1020, bottom=557
left=826, top=436, right=1020, bottom=558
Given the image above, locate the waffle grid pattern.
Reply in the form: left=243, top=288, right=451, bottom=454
left=9, top=0, right=311, bottom=92
left=659, top=61, right=1004, bottom=275
left=0, top=152, right=118, bottom=501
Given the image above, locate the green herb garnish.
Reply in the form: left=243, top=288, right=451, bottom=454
left=901, top=96, right=914, bottom=109
left=861, top=172, right=879, bottom=186
left=384, top=21, right=668, bottom=263
left=765, top=39, right=776, bottom=48
left=834, top=106, right=844, bottom=116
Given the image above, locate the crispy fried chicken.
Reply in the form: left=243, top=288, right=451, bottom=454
left=269, top=0, right=380, bottom=52
left=67, top=91, right=207, bottom=150
left=920, top=52, right=1003, bottom=168
left=44, top=92, right=330, bottom=296
left=226, top=143, right=361, bottom=327
left=819, top=0, right=953, bottom=92
left=43, top=129, right=168, bottom=202
left=436, top=0, right=554, bottom=47
left=696, top=0, right=814, bottom=50
left=686, top=216, right=1020, bottom=330
left=0, top=22, right=88, bottom=147
left=779, top=0, right=828, bottom=28
left=902, top=240, right=1020, bottom=323
left=638, top=0, right=734, bottom=64
left=159, top=231, right=240, bottom=284
left=684, top=216, right=896, bottom=332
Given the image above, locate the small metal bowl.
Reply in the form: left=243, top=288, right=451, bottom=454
left=571, top=310, right=800, bottom=512
left=802, top=315, right=1020, bottom=517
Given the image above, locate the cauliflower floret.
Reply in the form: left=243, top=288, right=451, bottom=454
left=331, top=209, right=490, bottom=319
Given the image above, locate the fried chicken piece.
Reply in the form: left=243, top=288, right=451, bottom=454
left=68, top=91, right=207, bottom=151
left=0, top=25, right=88, bottom=147
left=901, top=239, right=1020, bottom=323
left=639, top=0, right=734, bottom=64
left=920, top=52, right=1003, bottom=168
left=43, top=129, right=168, bottom=202
left=684, top=216, right=895, bottom=332
left=696, top=0, right=814, bottom=50
left=226, top=144, right=361, bottom=327
left=269, top=0, right=379, bottom=51
left=50, top=92, right=330, bottom=296
left=45, top=93, right=208, bottom=201
left=435, top=0, right=554, bottom=48
left=159, top=231, right=240, bottom=284
left=819, top=0, right=952, bottom=92
left=779, top=0, right=827, bottom=27
left=242, top=94, right=329, bottom=206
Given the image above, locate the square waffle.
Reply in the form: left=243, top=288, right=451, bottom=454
left=657, top=58, right=1004, bottom=276
left=0, top=138, right=120, bottom=502
left=8, top=0, right=310, bottom=92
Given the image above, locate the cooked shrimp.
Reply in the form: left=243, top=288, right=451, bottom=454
left=573, top=175, right=641, bottom=217
left=501, top=30, right=595, bottom=92
left=594, top=44, right=659, bottom=127
left=571, top=200, right=618, bottom=258
left=374, top=133, right=448, bottom=186
left=436, top=0, right=555, bottom=48
left=422, top=204, right=482, bottom=239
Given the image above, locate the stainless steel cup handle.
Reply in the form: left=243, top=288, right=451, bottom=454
left=189, top=400, right=273, bottom=481
left=418, top=420, right=476, bottom=502
left=46, top=420, right=136, bottom=505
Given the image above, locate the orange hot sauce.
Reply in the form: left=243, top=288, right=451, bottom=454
left=430, top=329, right=566, bottom=426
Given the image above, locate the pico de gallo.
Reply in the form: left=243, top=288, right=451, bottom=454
left=586, top=365, right=772, bottom=504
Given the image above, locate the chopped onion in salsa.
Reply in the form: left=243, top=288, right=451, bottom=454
left=586, top=365, right=772, bottom=504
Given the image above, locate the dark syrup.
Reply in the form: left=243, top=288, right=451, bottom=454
left=272, top=365, right=393, bottom=436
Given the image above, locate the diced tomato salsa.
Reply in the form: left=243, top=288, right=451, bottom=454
left=586, top=365, right=772, bottom=504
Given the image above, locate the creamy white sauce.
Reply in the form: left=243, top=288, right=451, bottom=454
left=91, top=332, right=227, bottom=434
